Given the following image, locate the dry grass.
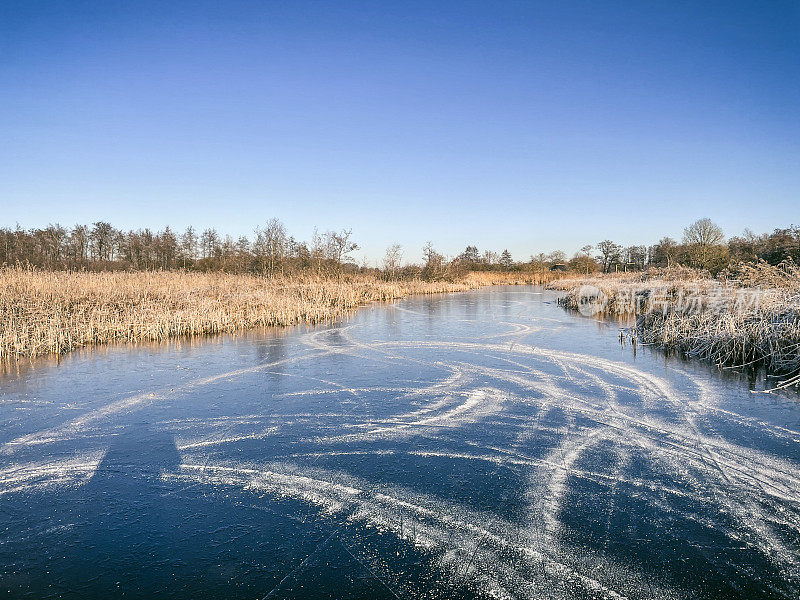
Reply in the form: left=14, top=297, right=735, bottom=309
left=635, top=293, right=800, bottom=383
left=0, top=268, right=486, bottom=360
left=465, top=271, right=558, bottom=286
left=550, top=268, right=725, bottom=316
left=550, top=263, right=800, bottom=381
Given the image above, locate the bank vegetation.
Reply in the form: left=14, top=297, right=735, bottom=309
left=0, top=269, right=513, bottom=360
left=551, top=261, right=800, bottom=387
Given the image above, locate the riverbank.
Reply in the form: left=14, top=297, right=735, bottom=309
left=549, top=263, right=800, bottom=386
left=0, top=268, right=552, bottom=361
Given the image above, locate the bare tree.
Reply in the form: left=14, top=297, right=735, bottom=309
left=683, top=218, right=724, bottom=247
left=422, top=242, right=444, bottom=280
left=624, top=245, right=647, bottom=271
left=254, top=218, right=288, bottom=277
left=327, top=228, right=359, bottom=272
left=69, top=224, right=89, bottom=264
left=90, top=221, right=114, bottom=261
left=382, top=243, right=403, bottom=279
left=682, top=218, right=725, bottom=270
left=156, top=226, right=178, bottom=269
left=579, top=244, right=593, bottom=274
left=235, top=235, right=250, bottom=257
left=41, top=224, right=67, bottom=265
left=650, top=237, right=678, bottom=267
left=310, top=228, right=326, bottom=274
left=596, top=240, right=622, bottom=273
left=200, top=228, right=219, bottom=260
left=532, top=252, right=548, bottom=277
left=180, top=226, right=197, bottom=268
left=220, top=235, right=236, bottom=260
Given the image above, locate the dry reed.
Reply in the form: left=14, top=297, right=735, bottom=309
left=550, top=263, right=800, bottom=380
left=0, top=268, right=487, bottom=360
left=464, top=271, right=557, bottom=286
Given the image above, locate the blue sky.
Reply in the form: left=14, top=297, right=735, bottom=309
left=2, top=1, right=798, bottom=263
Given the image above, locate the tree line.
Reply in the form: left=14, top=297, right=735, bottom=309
left=442, top=219, right=799, bottom=277
left=1, top=218, right=798, bottom=278
left=0, top=219, right=359, bottom=276
left=582, top=219, right=800, bottom=275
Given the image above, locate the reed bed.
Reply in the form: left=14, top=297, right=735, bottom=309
left=0, top=268, right=485, bottom=360
left=550, top=263, right=800, bottom=382
left=465, top=271, right=557, bottom=286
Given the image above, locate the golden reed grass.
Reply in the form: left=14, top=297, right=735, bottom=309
left=464, top=271, right=556, bottom=286
left=550, top=264, right=800, bottom=381
left=1, top=267, right=502, bottom=360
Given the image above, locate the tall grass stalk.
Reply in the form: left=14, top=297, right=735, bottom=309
left=0, top=268, right=497, bottom=360
left=550, top=264, right=800, bottom=379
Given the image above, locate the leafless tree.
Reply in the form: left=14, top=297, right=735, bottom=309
left=650, top=237, right=678, bottom=267
left=422, top=242, right=444, bottom=280
left=683, top=218, right=724, bottom=247
left=579, top=245, right=593, bottom=274
left=682, top=218, right=725, bottom=270
left=311, top=228, right=326, bottom=274
left=235, top=236, right=250, bottom=257
left=200, top=228, right=219, bottom=260
left=180, top=226, right=198, bottom=268
left=596, top=240, right=622, bottom=273
left=69, top=224, right=89, bottom=264
left=532, top=252, right=548, bottom=277
left=624, top=245, right=647, bottom=271
left=326, top=228, right=359, bottom=272
left=383, top=243, right=403, bottom=279
left=90, top=221, right=114, bottom=261
left=254, top=218, right=288, bottom=277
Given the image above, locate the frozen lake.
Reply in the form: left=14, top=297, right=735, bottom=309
left=1, top=286, right=799, bottom=599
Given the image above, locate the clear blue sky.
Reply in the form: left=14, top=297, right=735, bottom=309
left=2, top=1, right=798, bottom=263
